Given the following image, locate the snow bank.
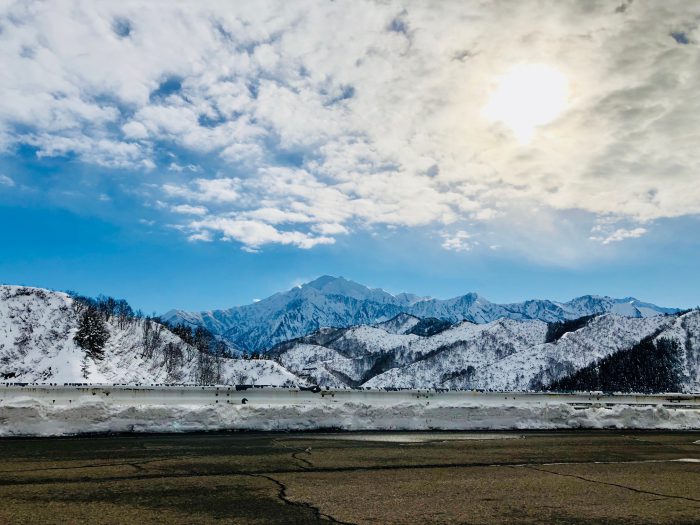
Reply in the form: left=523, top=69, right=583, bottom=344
left=1, top=386, right=699, bottom=436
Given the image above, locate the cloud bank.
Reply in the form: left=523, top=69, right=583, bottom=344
left=1, top=0, right=699, bottom=252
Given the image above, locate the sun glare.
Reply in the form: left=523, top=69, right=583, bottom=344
left=483, top=63, right=569, bottom=144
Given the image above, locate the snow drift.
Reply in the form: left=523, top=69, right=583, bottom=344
left=1, top=386, right=699, bottom=436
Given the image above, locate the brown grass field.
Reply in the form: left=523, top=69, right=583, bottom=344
left=0, top=431, right=699, bottom=524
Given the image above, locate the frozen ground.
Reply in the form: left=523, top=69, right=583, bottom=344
left=1, top=385, right=699, bottom=436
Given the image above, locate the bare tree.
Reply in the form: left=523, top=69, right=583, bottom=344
left=213, top=340, right=228, bottom=384
left=141, top=318, right=163, bottom=359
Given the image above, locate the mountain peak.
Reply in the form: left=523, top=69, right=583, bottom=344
left=303, top=275, right=345, bottom=289
left=301, top=275, right=377, bottom=298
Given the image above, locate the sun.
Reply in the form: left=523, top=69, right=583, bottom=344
left=483, top=63, right=569, bottom=144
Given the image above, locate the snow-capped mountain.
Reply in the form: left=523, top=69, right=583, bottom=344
left=162, top=276, right=413, bottom=352
left=0, top=286, right=298, bottom=386
left=162, top=276, right=678, bottom=352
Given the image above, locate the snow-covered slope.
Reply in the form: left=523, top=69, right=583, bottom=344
left=274, top=312, right=698, bottom=393
left=163, top=276, right=677, bottom=351
left=652, top=310, right=700, bottom=392
left=275, top=317, right=536, bottom=389
left=329, top=325, right=418, bottom=355
left=277, top=344, right=356, bottom=388
left=462, top=314, right=671, bottom=391
left=0, top=286, right=299, bottom=386
left=364, top=319, right=549, bottom=389
left=276, top=325, right=418, bottom=387
left=374, top=313, right=421, bottom=334
left=0, top=286, right=83, bottom=382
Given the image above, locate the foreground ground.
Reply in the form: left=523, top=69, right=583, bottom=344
left=0, top=431, right=698, bottom=524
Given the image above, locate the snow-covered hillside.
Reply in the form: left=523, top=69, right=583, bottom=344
left=274, top=311, right=699, bottom=393
left=277, top=325, right=418, bottom=387
left=163, top=276, right=677, bottom=351
left=0, top=286, right=298, bottom=386
left=374, top=313, right=421, bottom=334
left=652, top=310, right=700, bottom=392
left=364, top=319, right=550, bottom=390
left=445, top=314, right=670, bottom=391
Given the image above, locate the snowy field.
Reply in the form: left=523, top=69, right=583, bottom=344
left=1, top=385, right=700, bottom=436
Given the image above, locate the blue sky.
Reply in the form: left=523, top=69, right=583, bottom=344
left=2, top=1, right=700, bottom=313
left=3, top=190, right=699, bottom=313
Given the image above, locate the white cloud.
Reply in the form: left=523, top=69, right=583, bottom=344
left=25, top=134, right=149, bottom=168
left=0, top=174, right=15, bottom=187
left=592, top=227, right=648, bottom=245
left=167, top=162, right=200, bottom=173
left=122, top=121, right=148, bottom=140
left=470, top=209, right=500, bottom=221
left=163, top=178, right=240, bottom=203
left=172, top=204, right=208, bottom=216
left=312, top=223, right=349, bottom=235
left=187, top=231, right=213, bottom=242
left=441, top=231, right=476, bottom=252
left=187, top=217, right=335, bottom=250
left=2, top=1, right=699, bottom=254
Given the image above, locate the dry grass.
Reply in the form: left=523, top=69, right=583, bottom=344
left=0, top=431, right=698, bottom=524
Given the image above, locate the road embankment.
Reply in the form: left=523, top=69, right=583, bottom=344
left=1, top=385, right=699, bottom=436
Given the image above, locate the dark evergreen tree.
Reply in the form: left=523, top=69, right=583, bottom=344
left=545, top=315, right=598, bottom=343
left=408, top=317, right=453, bottom=337
left=193, top=326, right=214, bottom=354
left=74, top=307, right=110, bottom=359
left=549, top=336, right=682, bottom=393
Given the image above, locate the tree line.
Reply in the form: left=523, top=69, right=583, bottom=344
left=548, top=335, right=683, bottom=393
left=69, top=293, right=249, bottom=384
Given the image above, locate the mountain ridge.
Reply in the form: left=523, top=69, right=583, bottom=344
left=275, top=311, right=699, bottom=392
left=162, top=275, right=678, bottom=352
left=1, top=284, right=696, bottom=394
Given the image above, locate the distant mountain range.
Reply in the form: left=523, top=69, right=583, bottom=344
left=162, top=275, right=678, bottom=352
left=0, top=283, right=696, bottom=393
